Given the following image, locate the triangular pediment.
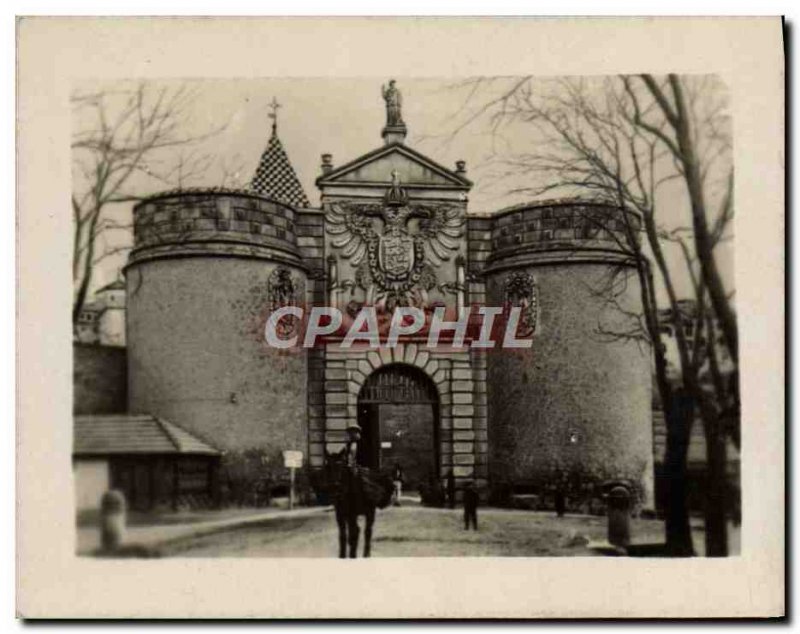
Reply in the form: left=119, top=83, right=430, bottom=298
left=316, top=143, right=472, bottom=190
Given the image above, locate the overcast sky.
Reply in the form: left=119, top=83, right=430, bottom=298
left=74, top=77, right=733, bottom=305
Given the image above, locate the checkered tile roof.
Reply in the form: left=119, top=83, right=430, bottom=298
left=249, top=130, right=310, bottom=208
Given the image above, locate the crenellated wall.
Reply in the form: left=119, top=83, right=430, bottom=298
left=129, top=188, right=305, bottom=267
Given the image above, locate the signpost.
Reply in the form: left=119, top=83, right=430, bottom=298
left=282, top=450, right=303, bottom=510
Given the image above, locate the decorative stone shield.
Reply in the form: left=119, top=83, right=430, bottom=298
left=268, top=267, right=299, bottom=340
left=378, top=232, right=415, bottom=280
left=504, top=271, right=539, bottom=337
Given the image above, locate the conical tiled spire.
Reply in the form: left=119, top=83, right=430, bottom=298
left=249, top=100, right=310, bottom=208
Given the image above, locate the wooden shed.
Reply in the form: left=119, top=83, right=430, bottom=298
left=73, top=414, right=221, bottom=512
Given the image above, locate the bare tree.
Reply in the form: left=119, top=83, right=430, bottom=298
left=445, top=75, right=737, bottom=556
left=626, top=75, right=737, bottom=557
left=635, top=75, right=738, bottom=366
left=71, top=81, right=223, bottom=325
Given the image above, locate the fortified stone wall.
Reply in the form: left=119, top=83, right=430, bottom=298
left=73, top=343, right=127, bottom=415
left=126, top=189, right=310, bottom=470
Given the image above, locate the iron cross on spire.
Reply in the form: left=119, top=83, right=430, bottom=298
left=268, top=97, right=282, bottom=134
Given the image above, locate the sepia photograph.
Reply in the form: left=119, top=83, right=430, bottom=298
left=16, top=16, right=784, bottom=618
left=71, top=74, right=739, bottom=560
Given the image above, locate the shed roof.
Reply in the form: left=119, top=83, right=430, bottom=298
left=73, top=414, right=220, bottom=457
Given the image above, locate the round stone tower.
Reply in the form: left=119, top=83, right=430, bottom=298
left=125, top=188, right=310, bottom=463
left=483, top=199, right=654, bottom=508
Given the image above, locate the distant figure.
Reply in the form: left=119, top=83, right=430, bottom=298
left=463, top=481, right=479, bottom=530
left=555, top=479, right=567, bottom=518
left=446, top=469, right=456, bottom=509
left=392, top=463, right=404, bottom=506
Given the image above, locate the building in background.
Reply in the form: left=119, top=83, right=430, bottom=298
left=74, top=277, right=127, bottom=347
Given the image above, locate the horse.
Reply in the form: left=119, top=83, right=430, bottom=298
left=322, top=454, right=393, bottom=558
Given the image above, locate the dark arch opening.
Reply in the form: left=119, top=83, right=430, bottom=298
left=357, top=363, right=440, bottom=488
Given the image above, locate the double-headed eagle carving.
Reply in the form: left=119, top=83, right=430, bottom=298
left=325, top=179, right=465, bottom=310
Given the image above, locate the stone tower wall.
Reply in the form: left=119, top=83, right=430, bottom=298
left=126, top=189, right=310, bottom=468
left=482, top=201, right=654, bottom=508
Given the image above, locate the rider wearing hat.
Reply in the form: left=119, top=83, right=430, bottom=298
left=341, top=422, right=362, bottom=472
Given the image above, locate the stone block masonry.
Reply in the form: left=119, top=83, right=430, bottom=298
left=73, top=343, right=127, bottom=415
left=312, top=342, right=487, bottom=494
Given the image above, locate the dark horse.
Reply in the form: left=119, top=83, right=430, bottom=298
left=322, top=454, right=393, bottom=558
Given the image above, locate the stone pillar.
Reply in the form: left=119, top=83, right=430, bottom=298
left=607, top=485, right=632, bottom=549
left=100, top=490, right=126, bottom=551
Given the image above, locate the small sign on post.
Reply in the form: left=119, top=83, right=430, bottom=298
left=282, top=450, right=304, bottom=510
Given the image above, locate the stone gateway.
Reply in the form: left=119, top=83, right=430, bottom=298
left=124, top=81, right=654, bottom=509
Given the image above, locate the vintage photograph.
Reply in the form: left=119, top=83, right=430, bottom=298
left=71, top=74, right=740, bottom=559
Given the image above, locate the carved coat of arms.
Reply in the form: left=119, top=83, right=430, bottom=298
left=379, top=230, right=415, bottom=280
left=325, top=174, right=464, bottom=310
left=268, top=267, right=299, bottom=340
left=504, top=271, right=539, bottom=337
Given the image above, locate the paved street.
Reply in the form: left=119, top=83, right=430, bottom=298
left=156, top=502, right=683, bottom=558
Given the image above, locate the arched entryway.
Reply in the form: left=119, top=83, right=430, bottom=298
left=357, top=364, right=440, bottom=488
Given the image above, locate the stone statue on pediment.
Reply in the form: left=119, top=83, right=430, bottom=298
left=382, top=80, right=404, bottom=127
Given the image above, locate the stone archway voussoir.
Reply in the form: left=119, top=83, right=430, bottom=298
left=403, top=343, right=418, bottom=365
left=357, top=359, right=373, bottom=378
left=367, top=350, right=382, bottom=369
left=413, top=350, right=430, bottom=370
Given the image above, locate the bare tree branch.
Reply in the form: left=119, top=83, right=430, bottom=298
left=72, top=80, right=227, bottom=324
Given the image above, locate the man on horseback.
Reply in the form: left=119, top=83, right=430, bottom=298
left=327, top=422, right=392, bottom=559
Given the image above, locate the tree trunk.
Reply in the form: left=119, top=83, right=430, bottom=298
left=701, top=313, right=733, bottom=556
left=663, top=389, right=696, bottom=556
left=703, top=410, right=729, bottom=556
left=631, top=257, right=694, bottom=556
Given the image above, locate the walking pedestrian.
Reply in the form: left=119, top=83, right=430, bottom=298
left=463, top=481, right=479, bottom=530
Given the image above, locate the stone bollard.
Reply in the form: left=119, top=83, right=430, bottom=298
left=607, top=485, right=631, bottom=550
left=100, top=490, right=127, bottom=552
